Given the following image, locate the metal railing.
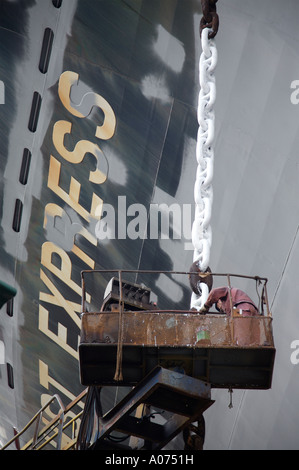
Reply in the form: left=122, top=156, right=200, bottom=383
left=80, top=269, right=271, bottom=317
left=1, top=389, right=87, bottom=451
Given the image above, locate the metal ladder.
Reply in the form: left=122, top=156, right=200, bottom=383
left=1, top=389, right=87, bottom=450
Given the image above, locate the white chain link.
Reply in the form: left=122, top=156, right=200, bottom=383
left=191, top=27, right=217, bottom=310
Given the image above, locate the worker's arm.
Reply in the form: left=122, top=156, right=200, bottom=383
left=200, top=287, right=229, bottom=313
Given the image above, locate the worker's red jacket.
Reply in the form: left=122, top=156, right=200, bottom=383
left=204, top=287, right=258, bottom=316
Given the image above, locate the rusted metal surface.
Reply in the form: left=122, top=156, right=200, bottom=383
left=79, top=310, right=275, bottom=390
left=80, top=310, right=274, bottom=349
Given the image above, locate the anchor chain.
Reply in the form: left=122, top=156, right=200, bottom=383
left=190, top=18, right=218, bottom=310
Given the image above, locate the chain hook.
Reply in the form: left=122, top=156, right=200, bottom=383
left=200, top=0, right=219, bottom=39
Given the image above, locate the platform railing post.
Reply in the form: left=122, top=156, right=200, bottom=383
left=114, top=270, right=124, bottom=381
left=227, top=274, right=233, bottom=316
left=264, top=281, right=271, bottom=317
left=81, top=272, right=85, bottom=314
left=227, top=274, right=234, bottom=342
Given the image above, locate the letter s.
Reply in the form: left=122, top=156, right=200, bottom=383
left=52, top=120, right=108, bottom=184
left=58, top=71, right=116, bottom=140
left=290, top=339, right=299, bottom=365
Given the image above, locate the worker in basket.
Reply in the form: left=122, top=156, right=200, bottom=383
left=199, top=286, right=259, bottom=316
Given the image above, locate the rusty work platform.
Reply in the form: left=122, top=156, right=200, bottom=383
left=79, top=309, right=275, bottom=390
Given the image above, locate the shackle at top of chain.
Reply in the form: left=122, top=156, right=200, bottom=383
left=200, top=0, right=219, bottom=39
